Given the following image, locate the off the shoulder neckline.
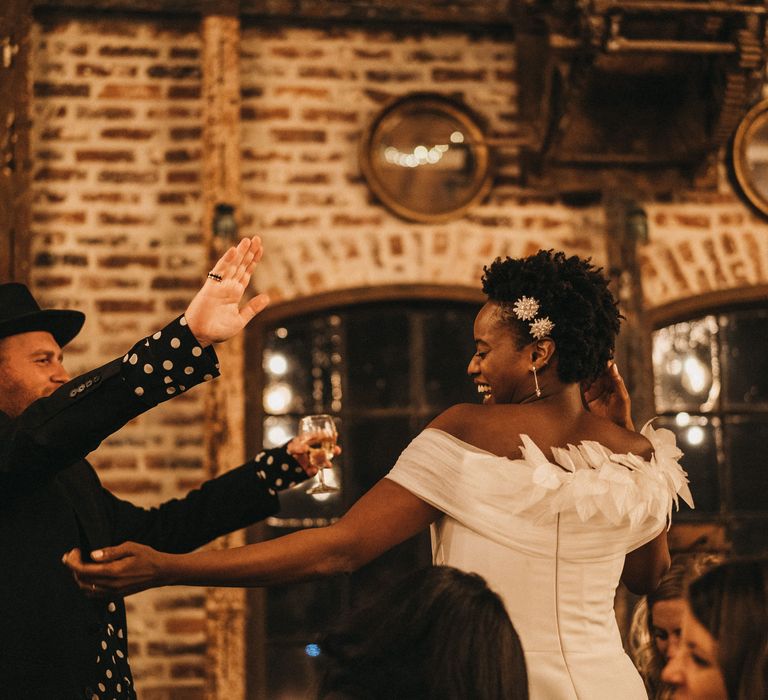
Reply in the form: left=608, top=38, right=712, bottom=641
left=421, top=427, right=653, bottom=464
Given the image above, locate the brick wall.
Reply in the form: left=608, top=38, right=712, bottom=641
left=642, top=195, right=768, bottom=310
left=27, top=13, right=768, bottom=698
left=238, top=25, right=607, bottom=302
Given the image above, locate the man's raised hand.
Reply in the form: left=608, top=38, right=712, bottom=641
left=184, top=236, right=270, bottom=347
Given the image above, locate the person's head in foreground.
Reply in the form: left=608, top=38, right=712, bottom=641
left=629, top=553, right=722, bottom=699
left=317, top=565, right=528, bottom=700
left=473, top=249, right=621, bottom=404
left=661, top=558, right=768, bottom=700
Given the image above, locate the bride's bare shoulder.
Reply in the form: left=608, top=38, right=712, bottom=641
left=426, top=403, right=527, bottom=443
left=427, top=403, right=499, bottom=438
left=596, top=419, right=654, bottom=459
left=427, top=403, right=478, bottom=435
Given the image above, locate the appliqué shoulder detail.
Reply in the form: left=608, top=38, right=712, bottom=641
left=510, top=421, right=694, bottom=528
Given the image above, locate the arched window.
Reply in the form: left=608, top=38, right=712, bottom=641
left=651, top=298, right=768, bottom=555
left=245, top=296, right=480, bottom=699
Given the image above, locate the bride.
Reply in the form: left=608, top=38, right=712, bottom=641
left=65, top=249, right=693, bottom=699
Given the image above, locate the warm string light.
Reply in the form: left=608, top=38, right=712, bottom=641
left=383, top=131, right=465, bottom=168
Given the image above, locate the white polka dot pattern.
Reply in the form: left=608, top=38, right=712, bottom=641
left=252, top=443, right=310, bottom=494
left=121, top=315, right=220, bottom=407
left=86, top=598, right=135, bottom=699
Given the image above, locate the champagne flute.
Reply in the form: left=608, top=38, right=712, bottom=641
left=298, top=414, right=339, bottom=495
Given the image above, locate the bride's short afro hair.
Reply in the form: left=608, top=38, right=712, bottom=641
left=481, top=250, right=621, bottom=384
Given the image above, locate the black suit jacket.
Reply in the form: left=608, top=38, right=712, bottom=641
left=0, top=318, right=285, bottom=699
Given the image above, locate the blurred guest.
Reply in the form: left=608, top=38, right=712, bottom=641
left=661, top=558, right=768, bottom=700
left=317, top=565, right=528, bottom=700
left=628, top=553, right=721, bottom=699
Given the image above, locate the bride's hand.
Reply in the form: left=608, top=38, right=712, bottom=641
left=62, top=543, right=172, bottom=598
left=582, top=361, right=635, bottom=430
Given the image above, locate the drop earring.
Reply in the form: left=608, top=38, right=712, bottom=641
left=531, top=365, right=541, bottom=398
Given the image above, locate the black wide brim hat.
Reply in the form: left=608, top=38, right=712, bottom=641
left=0, top=283, right=85, bottom=348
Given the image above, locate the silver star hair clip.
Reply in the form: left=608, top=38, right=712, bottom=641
left=512, top=296, right=555, bottom=339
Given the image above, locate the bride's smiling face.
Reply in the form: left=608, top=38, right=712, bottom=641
left=467, top=302, right=535, bottom=405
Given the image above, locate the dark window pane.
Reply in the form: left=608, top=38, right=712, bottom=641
left=654, top=415, right=720, bottom=515
left=652, top=317, right=718, bottom=412
left=265, top=641, right=323, bottom=700
left=349, top=533, right=432, bottom=610
left=345, top=415, right=412, bottom=500
left=346, top=308, right=410, bottom=409
left=262, top=316, right=343, bottom=416
left=423, top=305, right=481, bottom=406
left=721, top=310, right=768, bottom=409
left=264, top=477, right=343, bottom=525
left=725, top=418, right=768, bottom=512
left=729, top=519, right=768, bottom=556
left=263, top=323, right=314, bottom=416
left=266, top=568, right=345, bottom=636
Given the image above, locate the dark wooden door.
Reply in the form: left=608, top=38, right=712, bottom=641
left=0, top=0, right=32, bottom=283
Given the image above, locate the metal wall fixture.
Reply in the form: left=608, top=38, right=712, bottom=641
left=730, top=99, right=768, bottom=219
left=359, top=93, right=494, bottom=224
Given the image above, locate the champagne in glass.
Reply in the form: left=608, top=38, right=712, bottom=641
left=299, top=414, right=339, bottom=495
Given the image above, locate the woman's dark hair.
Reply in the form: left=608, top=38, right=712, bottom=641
left=687, top=558, right=768, bottom=700
left=481, top=249, right=621, bottom=384
left=317, top=565, right=528, bottom=700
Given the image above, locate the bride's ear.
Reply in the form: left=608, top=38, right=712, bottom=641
left=531, top=338, right=555, bottom=366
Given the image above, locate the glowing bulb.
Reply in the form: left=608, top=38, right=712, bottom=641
left=450, top=130, right=464, bottom=143
left=675, top=412, right=691, bottom=427
left=275, top=327, right=288, bottom=339
left=264, top=383, right=292, bottom=413
left=266, top=425, right=291, bottom=447
left=682, top=356, right=708, bottom=394
left=266, top=353, right=288, bottom=376
left=686, top=426, right=704, bottom=446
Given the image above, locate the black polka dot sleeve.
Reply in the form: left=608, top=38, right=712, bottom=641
left=252, top=443, right=311, bottom=495
left=120, top=314, right=219, bottom=406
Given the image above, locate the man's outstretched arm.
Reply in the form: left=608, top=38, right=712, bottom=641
left=0, top=236, right=268, bottom=489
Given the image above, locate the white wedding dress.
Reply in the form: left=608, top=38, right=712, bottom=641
left=386, top=423, right=693, bottom=700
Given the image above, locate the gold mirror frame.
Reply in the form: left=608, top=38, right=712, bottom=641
left=731, top=99, right=768, bottom=219
left=359, top=93, right=493, bottom=224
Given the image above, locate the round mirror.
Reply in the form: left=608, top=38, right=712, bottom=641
left=360, top=93, right=492, bottom=223
left=731, top=99, right=768, bottom=218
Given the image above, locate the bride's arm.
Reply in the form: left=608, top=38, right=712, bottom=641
left=64, top=478, right=440, bottom=596
left=621, top=530, right=671, bottom=595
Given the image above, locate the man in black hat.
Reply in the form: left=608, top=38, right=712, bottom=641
left=0, top=237, right=315, bottom=699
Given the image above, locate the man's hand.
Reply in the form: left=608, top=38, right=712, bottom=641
left=184, top=236, right=270, bottom=347
left=582, top=361, right=635, bottom=430
left=286, top=432, right=342, bottom=477
left=62, top=544, right=170, bottom=598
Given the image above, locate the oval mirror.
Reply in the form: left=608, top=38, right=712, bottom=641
left=731, top=99, right=768, bottom=218
left=360, top=93, right=493, bottom=223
